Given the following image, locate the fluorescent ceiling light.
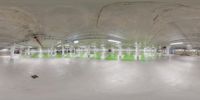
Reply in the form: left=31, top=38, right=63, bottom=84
left=73, top=40, right=79, bottom=44
left=79, top=46, right=86, bottom=48
left=170, top=42, right=183, bottom=45
left=56, top=41, right=61, bottom=44
left=108, top=40, right=121, bottom=44
left=57, top=45, right=61, bottom=47
left=65, top=44, right=69, bottom=47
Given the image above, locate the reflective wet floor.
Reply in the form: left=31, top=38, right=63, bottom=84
left=0, top=56, right=200, bottom=100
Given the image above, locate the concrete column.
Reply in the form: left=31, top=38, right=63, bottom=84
left=62, top=44, right=65, bottom=57
left=24, top=48, right=27, bottom=56
left=74, top=48, right=76, bottom=56
left=50, top=48, right=53, bottom=56
left=66, top=48, right=69, bottom=55
left=195, top=49, right=198, bottom=56
left=47, top=48, right=50, bottom=56
left=27, top=47, right=31, bottom=56
left=118, top=45, right=122, bottom=60
left=166, top=46, right=171, bottom=56
left=39, top=47, right=43, bottom=58
left=127, top=47, right=131, bottom=55
left=111, top=47, right=114, bottom=53
left=101, top=47, right=106, bottom=60
left=78, top=48, right=81, bottom=57
left=135, top=42, right=140, bottom=60
left=93, top=47, right=96, bottom=58
left=87, top=46, right=91, bottom=58
left=54, top=49, right=57, bottom=56
left=10, top=43, right=16, bottom=59
left=19, top=46, right=23, bottom=56
left=69, top=47, right=72, bottom=57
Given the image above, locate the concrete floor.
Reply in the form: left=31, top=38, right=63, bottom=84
left=0, top=56, right=200, bottom=100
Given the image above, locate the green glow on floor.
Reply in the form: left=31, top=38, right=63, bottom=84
left=55, top=54, right=62, bottom=58
left=140, top=53, right=146, bottom=61
left=42, top=53, right=50, bottom=58
left=31, top=54, right=39, bottom=58
left=122, top=53, right=135, bottom=61
left=79, top=53, right=86, bottom=58
left=90, top=52, right=102, bottom=60
left=95, top=52, right=102, bottom=60
left=105, top=53, right=118, bottom=60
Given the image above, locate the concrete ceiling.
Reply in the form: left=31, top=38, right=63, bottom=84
left=0, top=0, right=200, bottom=49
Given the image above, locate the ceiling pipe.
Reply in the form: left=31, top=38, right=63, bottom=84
left=96, top=1, right=190, bottom=27
left=33, top=34, right=44, bottom=48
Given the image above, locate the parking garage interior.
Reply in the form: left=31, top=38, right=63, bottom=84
left=0, top=0, right=200, bottom=100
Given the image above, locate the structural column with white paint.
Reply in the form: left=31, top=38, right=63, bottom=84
left=19, top=46, right=23, bottom=56
left=118, top=45, right=122, bottom=60
left=10, top=43, right=15, bottom=59
left=101, top=47, right=106, bottom=60
left=27, top=47, right=31, bottom=56
left=166, top=45, right=171, bottom=56
left=135, top=42, right=140, bottom=60
left=39, top=47, right=43, bottom=58
left=62, top=43, right=65, bottom=57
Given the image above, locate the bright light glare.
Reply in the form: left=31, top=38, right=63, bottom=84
left=108, top=40, right=121, bottom=44
left=57, top=41, right=61, bottom=44
left=73, top=40, right=79, bottom=44
left=0, top=49, right=8, bottom=52
left=65, top=44, right=69, bottom=47
left=170, top=42, right=183, bottom=45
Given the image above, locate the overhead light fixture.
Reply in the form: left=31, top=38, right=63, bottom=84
left=170, top=42, right=183, bottom=45
left=73, top=40, right=79, bottom=44
left=56, top=41, right=61, bottom=44
left=57, top=45, right=61, bottom=47
left=65, top=44, right=69, bottom=47
left=108, top=40, right=121, bottom=44
left=28, top=46, right=32, bottom=48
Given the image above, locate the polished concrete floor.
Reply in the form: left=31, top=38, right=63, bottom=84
left=0, top=56, right=200, bottom=100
